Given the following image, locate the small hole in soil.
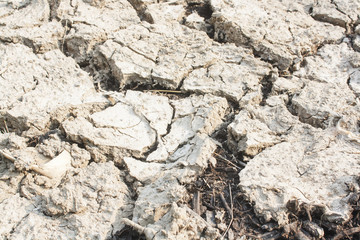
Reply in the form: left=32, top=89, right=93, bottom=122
left=186, top=2, right=213, bottom=20
left=111, top=226, right=146, bottom=240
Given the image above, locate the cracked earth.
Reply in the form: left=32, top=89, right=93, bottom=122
left=0, top=0, right=360, bottom=239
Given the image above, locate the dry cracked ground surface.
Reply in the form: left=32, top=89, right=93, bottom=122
left=1, top=0, right=360, bottom=239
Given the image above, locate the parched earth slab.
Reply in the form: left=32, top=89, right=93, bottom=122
left=239, top=124, right=360, bottom=226
left=210, top=0, right=345, bottom=70
left=292, top=42, right=360, bottom=98
left=0, top=194, right=35, bottom=238
left=95, top=22, right=217, bottom=89
left=182, top=44, right=272, bottom=102
left=5, top=162, right=132, bottom=240
left=128, top=0, right=186, bottom=24
left=0, top=43, right=97, bottom=132
left=311, top=0, right=352, bottom=28
left=147, top=94, right=228, bottom=162
left=228, top=95, right=297, bottom=156
left=0, top=0, right=49, bottom=28
left=227, top=109, right=281, bottom=156
left=0, top=21, right=64, bottom=53
left=125, top=90, right=173, bottom=136
left=0, top=0, right=64, bottom=53
left=62, top=101, right=157, bottom=163
left=96, top=21, right=273, bottom=95
left=55, top=0, right=140, bottom=62
left=291, top=81, right=357, bottom=128
left=143, top=203, right=220, bottom=239
left=293, top=43, right=360, bottom=85
left=132, top=134, right=217, bottom=227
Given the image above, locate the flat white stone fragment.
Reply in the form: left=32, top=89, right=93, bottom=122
left=124, top=157, right=165, bottom=183
left=31, top=150, right=72, bottom=179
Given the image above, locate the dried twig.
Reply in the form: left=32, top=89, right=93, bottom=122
left=147, top=89, right=182, bottom=93
left=3, top=120, right=9, bottom=133
left=0, top=65, right=8, bottom=76
left=121, top=218, right=145, bottom=233
left=0, top=149, right=16, bottom=162
left=28, top=165, right=54, bottom=179
left=61, top=19, right=69, bottom=53
left=333, top=226, right=360, bottom=240
left=193, top=190, right=201, bottom=215
left=221, top=184, right=234, bottom=239
left=336, top=118, right=360, bottom=144
left=181, top=204, right=221, bottom=238
left=202, top=177, right=211, bottom=189
left=219, top=193, right=232, bottom=217
left=213, top=152, right=243, bottom=170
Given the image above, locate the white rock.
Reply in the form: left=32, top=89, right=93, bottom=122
left=349, top=70, right=360, bottom=96
left=144, top=3, right=185, bottom=24
left=184, top=12, right=208, bottom=32
left=251, top=96, right=298, bottom=134
left=97, top=40, right=155, bottom=88
left=54, top=0, right=140, bottom=63
left=354, top=35, right=360, bottom=52
left=0, top=21, right=64, bottom=53
left=332, top=0, right=360, bottom=22
left=33, top=150, right=72, bottom=179
left=272, top=76, right=304, bottom=95
left=144, top=203, right=220, bottom=240
left=167, top=134, right=217, bottom=183
left=133, top=134, right=218, bottom=227
left=311, top=0, right=351, bottom=28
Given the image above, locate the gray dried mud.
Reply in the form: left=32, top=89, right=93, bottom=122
left=0, top=0, right=360, bottom=239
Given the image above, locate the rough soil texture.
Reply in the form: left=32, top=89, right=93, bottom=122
left=1, top=0, right=360, bottom=239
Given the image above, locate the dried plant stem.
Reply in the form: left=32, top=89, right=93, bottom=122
left=221, top=184, right=234, bottom=239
